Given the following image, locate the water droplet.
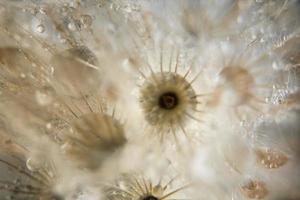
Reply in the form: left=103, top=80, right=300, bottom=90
left=35, top=87, right=54, bottom=106
left=272, top=62, right=279, bottom=70
left=260, top=38, right=265, bottom=42
left=265, top=97, right=270, bottom=103
left=68, top=22, right=77, bottom=31
left=269, top=164, right=273, bottom=168
left=26, top=157, right=43, bottom=171
left=46, top=123, right=52, bottom=129
left=36, top=24, right=45, bottom=33
left=49, top=66, right=55, bottom=75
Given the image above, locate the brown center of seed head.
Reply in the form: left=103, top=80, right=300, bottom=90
left=158, top=92, right=179, bottom=110
left=142, top=195, right=159, bottom=200
left=48, top=193, right=64, bottom=200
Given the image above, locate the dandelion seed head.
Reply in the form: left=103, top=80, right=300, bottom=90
left=140, top=72, right=198, bottom=134
left=241, top=180, right=268, bottom=199
left=61, top=112, right=127, bottom=169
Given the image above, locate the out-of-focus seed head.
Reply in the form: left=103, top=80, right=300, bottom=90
left=218, top=66, right=255, bottom=106
left=241, top=180, right=268, bottom=199
left=255, top=147, right=288, bottom=169
left=104, top=174, right=187, bottom=200
left=62, top=112, right=127, bottom=169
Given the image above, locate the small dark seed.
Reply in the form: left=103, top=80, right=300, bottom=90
left=143, top=195, right=159, bottom=200
left=158, top=91, right=179, bottom=110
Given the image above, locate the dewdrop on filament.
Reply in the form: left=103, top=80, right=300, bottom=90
left=36, top=24, right=45, bottom=33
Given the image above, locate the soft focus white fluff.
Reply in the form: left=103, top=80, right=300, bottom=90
left=0, top=0, right=299, bottom=200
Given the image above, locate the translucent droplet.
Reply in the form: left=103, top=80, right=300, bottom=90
left=49, top=66, right=55, bottom=75
left=235, top=16, right=242, bottom=24
left=35, top=87, right=54, bottom=106
left=36, top=24, right=45, bottom=33
left=46, top=123, right=52, bottom=129
left=68, top=22, right=77, bottom=31
left=80, top=15, right=93, bottom=28
left=26, top=157, right=43, bottom=171
left=265, top=97, right=270, bottom=103
left=272, top=62, right=279, bottom=70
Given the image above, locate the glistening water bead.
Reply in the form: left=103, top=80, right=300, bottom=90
left=36, top=24, right=45, bottom=33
